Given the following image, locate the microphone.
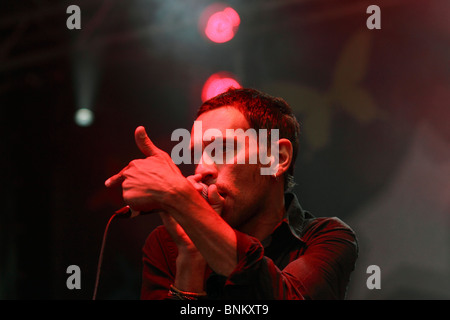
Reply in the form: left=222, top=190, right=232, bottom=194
left=114, top=183, right=209, bottom=218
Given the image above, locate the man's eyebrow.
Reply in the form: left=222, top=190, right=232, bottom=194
left=188, top=135, right=239, bottom=150
left=203, top=136, right=221, bottom=148
left=189, top=127, right=254, bottom=148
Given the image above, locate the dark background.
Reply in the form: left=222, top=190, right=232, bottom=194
left=1, top=0, right=449, bottom=299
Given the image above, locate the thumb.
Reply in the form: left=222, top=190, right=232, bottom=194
left=135, top=126, right=158, bottom=157
left=207, top=184, right=224, bottom=215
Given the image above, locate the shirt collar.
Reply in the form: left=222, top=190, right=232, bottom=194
left=282, top=192, right=308, bottom=244
left=261, top=192, right=308, bottom=247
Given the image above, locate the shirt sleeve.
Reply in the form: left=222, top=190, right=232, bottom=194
left=140, top=226, right=178, bottom=300
left=206, top=217, right=358, bottom=300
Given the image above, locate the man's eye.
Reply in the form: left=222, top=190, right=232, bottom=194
left=191, top=147, right=202, bottom=163
left=223, top=143, right=235, bottom=153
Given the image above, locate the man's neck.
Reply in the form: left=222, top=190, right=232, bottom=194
left=239, top=183, right=286, bottom=241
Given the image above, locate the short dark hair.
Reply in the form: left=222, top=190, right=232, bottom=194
left=197, top=87, right=300, bottom=191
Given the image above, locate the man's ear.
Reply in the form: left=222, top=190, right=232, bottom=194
left=276, top=138, right=293, bottom=177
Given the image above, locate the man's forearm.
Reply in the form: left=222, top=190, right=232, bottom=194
left=162, top=181, right=237, bottom=277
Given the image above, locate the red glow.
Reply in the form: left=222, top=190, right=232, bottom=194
left=203, top=6, right=240, bottom=43
left=201, top=72, right=241, bottom=102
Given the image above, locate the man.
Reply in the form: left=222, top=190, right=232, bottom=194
left=106, top=88, right=358, bottom=300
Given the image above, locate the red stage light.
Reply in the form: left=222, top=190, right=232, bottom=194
left=201, top=6, right=240, bottom=43
left=201, top=72, right=241, bottom=102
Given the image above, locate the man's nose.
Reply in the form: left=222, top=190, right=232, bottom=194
left=195, top=154, right=218, bottom=185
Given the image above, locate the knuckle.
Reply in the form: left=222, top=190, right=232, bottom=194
left=121, top=168, right=129, bottom=178
left=122, top=189, right=134, bottom=202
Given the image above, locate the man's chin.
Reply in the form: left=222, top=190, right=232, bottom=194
left=219, top=206, right=235, bottom=227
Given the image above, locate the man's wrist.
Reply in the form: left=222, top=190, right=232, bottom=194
left=174, top=252, right=207, bottom=293
left=168, top=284, right=207, bottom=300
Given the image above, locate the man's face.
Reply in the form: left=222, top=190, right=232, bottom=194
left=190, top=106, right=272, bottom=229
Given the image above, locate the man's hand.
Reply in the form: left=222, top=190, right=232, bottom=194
left=160, top=173, right=225, bottom=255
left=105, top=126, right=188, bottom=212
left=106, top=126, right=236, bottom=278
left=160, top=173, right=225, bottom=293
left=158, top=175, right=203, bottom=256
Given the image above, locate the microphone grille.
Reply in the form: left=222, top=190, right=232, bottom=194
left=200, top=183, right=208, bottom=200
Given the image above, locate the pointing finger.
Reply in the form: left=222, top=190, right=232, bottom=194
left=105, top=169, right=125, bottom=188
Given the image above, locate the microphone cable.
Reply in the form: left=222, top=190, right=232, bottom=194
left=92, top=206, right=130, bottom=300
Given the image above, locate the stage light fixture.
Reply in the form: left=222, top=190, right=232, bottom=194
left=201, top=72, right=241, bottom=102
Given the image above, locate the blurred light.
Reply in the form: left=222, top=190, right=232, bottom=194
left=71, top=48, right=99, bottom=128
left=200, top=4, right=240, bottom=43
left=201, top=72, right=241, bottom=102
left=75, top=108, right=94, bottom=127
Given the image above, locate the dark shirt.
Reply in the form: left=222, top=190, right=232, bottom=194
left=141, top=192, right=358, bottom=300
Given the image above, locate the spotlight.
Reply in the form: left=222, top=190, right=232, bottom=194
left=71, top=48, right=99, bottom=128
left=75, top=108, right=94, bottom=127
left=199, top=4, right=240, bottom=43
left=201, top=72, right=241, bottom=102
